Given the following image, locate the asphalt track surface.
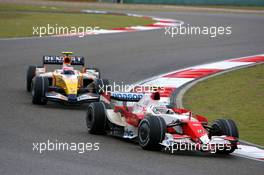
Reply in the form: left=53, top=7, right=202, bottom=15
left=0, top=11, right=264, bottom=175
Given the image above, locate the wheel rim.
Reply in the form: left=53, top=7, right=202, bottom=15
left=139, top=122, right=150, bottom=143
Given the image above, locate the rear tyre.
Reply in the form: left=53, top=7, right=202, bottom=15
left=138, top=115, right=166, bottom=151
left=210, top=119, right=239, bottom=154
left=27, top=66, right=37, bottom=92
left=86, top=102, right=107, bottom=134
left=32, top=76, right=48, bottom=105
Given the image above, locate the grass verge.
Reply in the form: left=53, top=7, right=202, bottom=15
left=43, top=0, right=264, bottom=11
left=0, top=3, right=153, bottom=38
left=183, top=64, right=264, bottom=146
left=0, top=3, right=67, bottom=12
left=1, top=0, right=264, bottom=14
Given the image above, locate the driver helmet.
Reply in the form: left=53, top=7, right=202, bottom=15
left=153, top=103, right=174, bottom=114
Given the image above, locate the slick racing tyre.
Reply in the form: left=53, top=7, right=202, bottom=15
left=32, top=76, right=48, bottom=105
left=86, top=102, right=107, bottom=134
left=138, top=115, right=166, bottom=151
left=94, top=79, right=110, bottom=94
left=27, top=66, right=37, bottom=92
left=210, top=119, right=239, bottom=154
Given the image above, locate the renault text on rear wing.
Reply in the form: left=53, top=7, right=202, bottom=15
left=43, top=56, right=85, bottom=65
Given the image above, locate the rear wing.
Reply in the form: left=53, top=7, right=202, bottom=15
left=43, top=56, right=85, bottom=66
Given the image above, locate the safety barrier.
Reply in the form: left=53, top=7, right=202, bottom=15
left=122, top=0, right=264, bottom=6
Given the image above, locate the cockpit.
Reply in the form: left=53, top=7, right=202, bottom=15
left=62, top=66, right=75, bottom=75
left=62, top=69, right=75, bottom=75
left=151, top=104, right=175, bottom=114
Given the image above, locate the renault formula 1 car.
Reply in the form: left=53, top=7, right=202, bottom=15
left=26, top=52, right=109, bottom=105
left=86, top=91, right=239, bottom=154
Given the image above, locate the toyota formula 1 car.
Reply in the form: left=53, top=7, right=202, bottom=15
left=26, top=52, right=109, bottom=105
left=86, top=91, right=239, bottom=154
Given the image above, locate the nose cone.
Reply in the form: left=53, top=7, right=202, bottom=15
left=64, top=77, right=78, bottom=95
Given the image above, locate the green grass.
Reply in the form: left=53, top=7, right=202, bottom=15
left=0, top=3, right=67, bottom=12
left=184, top=64, right=264, bottom=146
left=45, top=0, right=264, bottom=11
left=0, top=4, right=153, bottom=38
left=2, top=1, right=263, bottom=14
left=47, top=0, right=96, bottom=2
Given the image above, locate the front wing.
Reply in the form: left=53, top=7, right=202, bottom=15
left=45, top=92, right=100, bottom=104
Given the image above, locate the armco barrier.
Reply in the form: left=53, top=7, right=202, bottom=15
left=123, top=0, right=264, bottom=6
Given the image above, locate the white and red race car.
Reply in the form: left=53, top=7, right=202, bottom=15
left=86, top=91, right=239, bottom=154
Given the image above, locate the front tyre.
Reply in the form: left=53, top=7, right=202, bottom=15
left=32, top=76, right=48, bottom=105
left=27, top=66, right=37, bottom=92
left=86, top=102, right=107, bottom=134
left=210, top=119, right=239, bottom=154
left=138, top=115, right=166, bottom=151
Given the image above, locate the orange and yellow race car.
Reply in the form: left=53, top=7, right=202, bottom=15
left=26, top=52, right=109, bottom=105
